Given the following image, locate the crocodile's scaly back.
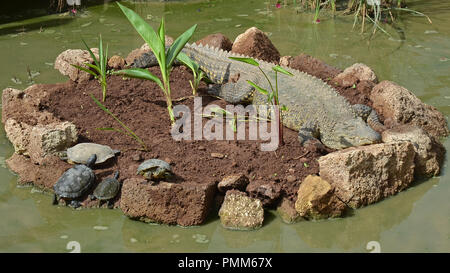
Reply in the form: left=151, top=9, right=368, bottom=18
left=182, top=43, right=381, bottom=149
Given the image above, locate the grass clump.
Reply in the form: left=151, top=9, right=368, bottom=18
left=229, top=56, right=293, bottom=146
left=72, top=35, right=109, bottom=102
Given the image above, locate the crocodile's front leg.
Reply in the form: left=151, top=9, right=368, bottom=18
left=208, top=75, right=255, bottom=104
left=352, top=104, right=386, bottom=132
left=297, top=121, right=320, bottom=144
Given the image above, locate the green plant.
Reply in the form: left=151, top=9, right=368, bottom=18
left=228, top=56, right=293, bottom=146
left=176, top=52, right=206, bottom=95
left=72, top=35, right=109, bottom=102
left=313, top=0, right=321, bottom=22
left=115, top=2, right=197, bottom=125
left=90, top=94, right=148, bottom=151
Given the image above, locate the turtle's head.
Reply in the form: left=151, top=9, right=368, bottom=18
left=322, top=118, right=381, bottom=149
left=86, top=154, right=97, bottom=167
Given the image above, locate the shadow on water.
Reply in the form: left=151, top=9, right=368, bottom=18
left=0, top=0, right=120, bottom=24
left=0, top=18, right=74, bottom=36
left=292, top=177, right=438, bottom=250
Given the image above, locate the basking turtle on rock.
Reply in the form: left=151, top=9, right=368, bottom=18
left=53, top=154, right=97, bottom=208
left=64, top=143, right=120, bottom=165
left=91, top=171, right=121, bottom=209
left=137, top=159, right=173, bottom=181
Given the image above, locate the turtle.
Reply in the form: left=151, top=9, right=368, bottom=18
left=90, top=171, right=121, bottom=209
left=136, top=159, right=173, bottom=180
left=52, top=154, right=97, bottom=208
left=65, top=143, right=120, bottom=165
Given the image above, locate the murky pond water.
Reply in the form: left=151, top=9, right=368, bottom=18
left=0, top=0, right=449, bottom=252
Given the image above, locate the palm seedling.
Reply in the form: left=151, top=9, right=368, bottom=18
left=115, top=2, right=197, bottom=125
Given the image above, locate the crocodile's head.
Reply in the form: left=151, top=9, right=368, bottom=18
left=322, top=118, right=381, bottom=149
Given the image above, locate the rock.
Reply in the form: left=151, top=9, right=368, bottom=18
left=2, top=85, right=59, bottom=126
left=1, top=88, right=24, bottom=124
left=280, top=54, right=342, bottom=80
left=232, top=27, right=280, bottom=64
left=4, top=119, right=31, bottom=155
left=28, top=122, right=78, bottom=163
left=218, top=173, right=249, bottom=193
left=211, top=152, right=225, bottom=159
left=218, top=190, right=264, bottom=230
left=295, top=175, right=346, bottom=220
left=107, top=55, right=125, bottom=70
left=6, top=153, right=69, bottom=188
left=140, top=35, right=174, bottom=51
left=54, top=48, right=99, bottom=82
left=279, top=56, right=291, bottom=67
left=196, top=33, right=233, bottom=51
left=131, top=153, right=142, bottom=162
left=318, top=142, right=416, bottom=209
left=4, top=118, right=77, bottom=163
left=285, top=175, right=297, bottom=183
left=382, top=125, right=445, bottom=177
left=333, top=63, right=378, bottom=87
left=125, top=48, right=147, bottom=66
left=246, top=180, right=281, bottom=207
left=277, top=197, right=302, bottom=224
left=120, top=178, right=216, bottom=226
left=370, top=81, right=449, bottom=138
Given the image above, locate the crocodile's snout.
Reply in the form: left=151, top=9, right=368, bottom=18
left=324, top=119, right=381, bottom=149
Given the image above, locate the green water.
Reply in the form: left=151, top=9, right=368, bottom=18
left=0, top=0, right=449, bottom=252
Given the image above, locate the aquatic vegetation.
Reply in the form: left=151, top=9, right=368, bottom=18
left=115, top=2, right=197, bottom=125
left=288, top=0, right=430, bottom=36
left=90, top=94, right=148, bottom=151
left=72, top=35, right=109, bottom=102
left=176, top=52, right=206, bottom=96
left=229, top=56, right=293, bottom=146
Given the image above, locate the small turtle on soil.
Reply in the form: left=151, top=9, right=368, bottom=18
left=90, top=171, right=121, bottom=209
left=53, top=154, right=97, bottom=208
left=137, top=159, right=173, bottom=180
left=64, top=143, right=120, bottom=165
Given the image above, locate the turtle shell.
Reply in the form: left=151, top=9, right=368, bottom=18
left=136, top=159, right=172, bottom=179
left=53, top=165, right=95, bottom=199
left=67, top=143, right=118, bottom=164
left=93, top=177, right=120, bottom=200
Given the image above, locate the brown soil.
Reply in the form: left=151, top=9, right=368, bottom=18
left=39, top=65, right=343, bottom=207
left=7, top=48, right=380, bottom=215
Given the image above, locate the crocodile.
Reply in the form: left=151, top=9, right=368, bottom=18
left=132, top=43, right=383, bottom=149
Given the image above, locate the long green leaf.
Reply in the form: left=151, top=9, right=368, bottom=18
left=166, top=24, right=197, bottom=68
left=99, top=35, right=104, bottom=75
left=247, top=80, right=269, bottom=95
left=71, top=64, right=98, bottom=77
left=158, top=17, right=166, bottom=46
left=84, top=63, right=101, bottom=74
left=176, top=52, right=199, bottom=73
left=114, top=68, right=164, bottom=89
left=272, top=65, right=294, bottom=76
left=81, top=39, right=100, bottom=68
left=117, top=2, right=164, bottom=64
left=229, top=57, right=259, bottom=67
left=90, top=94, right=147, bottom=151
